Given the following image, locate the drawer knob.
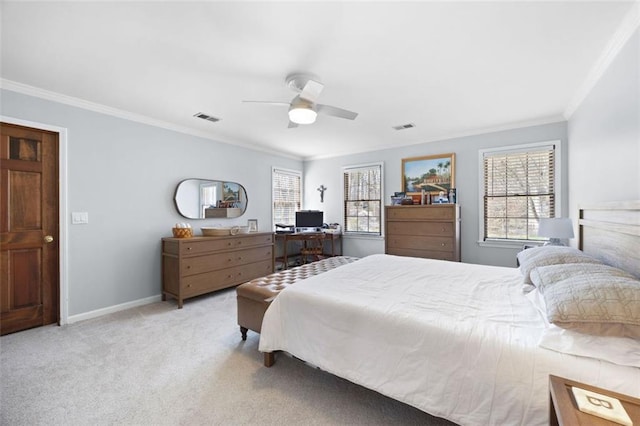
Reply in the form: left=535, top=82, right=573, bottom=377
left=187, top=247, right=192, bottom=251
left=187, top=266, right=191, bottom=269
left=187, top=284, right=191, bottom=288
left=238, top=257, right=242, bottom=261
left=441, top=243, right=446, bottom=247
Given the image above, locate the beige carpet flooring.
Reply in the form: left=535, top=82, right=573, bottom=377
left=1, top=288, right=456, bottom=425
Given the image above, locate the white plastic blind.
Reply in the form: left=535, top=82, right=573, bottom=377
left=272, top=168, right=301, bottom=228
left=483, top=145, right=555, bottom=241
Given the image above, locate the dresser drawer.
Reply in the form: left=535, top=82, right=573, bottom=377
left=386, top=221, right=453, bottom=237
left=181, top=246, right=273, bottom=276
left=386, top=206, right=455, bottom=221
left=182, top=259, right=273, bottom=297
left=384, top=205, right=459, bottom=262
left=178, top=234, right=274, bottom=255
left=387, top=248, right=456, bottom=261
left=386, top=235, right=454, bottom=252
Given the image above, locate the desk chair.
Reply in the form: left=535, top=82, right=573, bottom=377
left=299, top=233, right=325, bottom=264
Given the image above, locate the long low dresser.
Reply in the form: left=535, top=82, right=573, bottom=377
left=385, top=204, right=461, bottom=261
left=162, top=232, right=274, bottom=308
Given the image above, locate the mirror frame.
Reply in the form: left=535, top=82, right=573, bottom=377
left=173, top=178, right=248, bottom=219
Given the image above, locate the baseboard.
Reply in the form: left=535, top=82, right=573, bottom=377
left=67, top=294, right=162, bottom=324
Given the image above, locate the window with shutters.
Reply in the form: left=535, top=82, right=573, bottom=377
left=343, top=163, right=383, bottom=235
left=479, top=142, right=558, bottom=245
left=272, top=168, right=301, bottom=229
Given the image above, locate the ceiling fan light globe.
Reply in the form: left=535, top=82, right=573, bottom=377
left=288, top=107, right=317, bottom=124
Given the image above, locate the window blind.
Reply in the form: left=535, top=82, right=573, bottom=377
left=272, top=168, right=301, bottom=228
left=343, top=164, right=382, bottom=234
left=483, top=145, right=555, bottom=241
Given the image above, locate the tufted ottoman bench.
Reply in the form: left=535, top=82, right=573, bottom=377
left=237, top=256, right=359, bottom=340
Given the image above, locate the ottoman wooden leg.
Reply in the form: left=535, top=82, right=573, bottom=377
left=240, top=326, right=248, bottom=341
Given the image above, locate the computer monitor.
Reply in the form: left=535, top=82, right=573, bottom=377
left=295, top=210, right=323, bottom=231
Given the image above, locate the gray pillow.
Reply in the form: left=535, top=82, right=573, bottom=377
left=530, top=263, right=636, bottom=291
left=517, top=246, right=602, bottom=285
left=532, top=263, right=640, bottom=338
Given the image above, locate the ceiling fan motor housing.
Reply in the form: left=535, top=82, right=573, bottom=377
left=285, top=73, right=320, bottom=93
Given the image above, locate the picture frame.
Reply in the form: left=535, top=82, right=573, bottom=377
left=247, top=219, right=258, bottom=232
left=402, top=153, right=455, bottom=198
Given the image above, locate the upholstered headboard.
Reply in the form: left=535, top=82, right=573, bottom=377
left=579, top=200, right=640, bottom=278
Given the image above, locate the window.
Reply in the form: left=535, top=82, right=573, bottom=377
left=343, top=163, right=383, bottom=235
left=200, top=182, right=217, bottom=218
left=272, top=168, right=301, bottom=229
left=480, top=142, right=558, bottom=244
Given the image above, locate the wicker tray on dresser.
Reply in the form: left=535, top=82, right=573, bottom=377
left=385, top=204, right=461, bottom=261
left=162, top=232, right=274, bottom=308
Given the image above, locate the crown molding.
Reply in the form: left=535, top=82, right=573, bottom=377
left=0, top=79, right=303, bottom=161
left=564, top=2, right=640, bottom=119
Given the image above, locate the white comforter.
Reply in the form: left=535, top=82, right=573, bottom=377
left=259, top=254, right=640, bottom=426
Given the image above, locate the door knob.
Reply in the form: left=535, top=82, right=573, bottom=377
left=44, top=235, right=54, bottom=243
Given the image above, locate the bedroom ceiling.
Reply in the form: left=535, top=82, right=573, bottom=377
left=0, top=1, right=636, bottom=160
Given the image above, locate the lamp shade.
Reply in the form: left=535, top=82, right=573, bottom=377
left=538, top=218, right=574, bottom=245
left=288, top=106, right=317, bottom=124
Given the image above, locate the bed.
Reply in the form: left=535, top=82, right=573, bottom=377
left=258, top=201, right=640, bottom=426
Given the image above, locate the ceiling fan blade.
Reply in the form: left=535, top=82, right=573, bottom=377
left=242, top=100, right=290, bottom=106
left=317, top=104, right=358, bottom=120
left=299, top=79, right=324, bottom=102
left=288, top=120, right=299, bottom=129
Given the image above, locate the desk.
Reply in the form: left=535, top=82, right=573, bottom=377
left=275, top=232, right=342, bottom=269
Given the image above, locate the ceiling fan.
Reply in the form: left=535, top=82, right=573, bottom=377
left=243, top=73, right=358, bottom=128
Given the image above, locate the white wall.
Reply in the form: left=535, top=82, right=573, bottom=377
left=304, top=121, right=568, bottom=267
left=568, top=28, right=640, bottom=229
left=1, top=89, right=302, bottom=318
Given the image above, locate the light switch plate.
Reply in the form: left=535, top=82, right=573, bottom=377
left=72, top=212, right=89, bottom=224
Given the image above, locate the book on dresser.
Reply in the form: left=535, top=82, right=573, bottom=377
left=162, top=232, right=274, bottom=308
left=385, top=204, right=461, bottom=261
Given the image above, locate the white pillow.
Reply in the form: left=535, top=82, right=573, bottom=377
left=516, top=246, right=602, bottom=284
left=538, top=325, right=640, bottom=368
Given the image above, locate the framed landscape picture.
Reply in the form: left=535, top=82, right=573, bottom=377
left=402, top=153, right=455, bottom=197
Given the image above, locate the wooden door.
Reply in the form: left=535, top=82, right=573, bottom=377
left=0, top=123, right=59, bottom=335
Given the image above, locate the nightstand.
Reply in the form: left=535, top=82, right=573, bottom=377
left=549, top=375, right=640, bottom=425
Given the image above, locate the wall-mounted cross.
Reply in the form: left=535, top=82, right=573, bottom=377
left=317, top=185, right=327, bottom=203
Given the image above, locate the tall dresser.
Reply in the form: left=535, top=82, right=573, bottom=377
left=162, top=232, right=274, bottom=308
left=385, top=204, right=460, bottom=261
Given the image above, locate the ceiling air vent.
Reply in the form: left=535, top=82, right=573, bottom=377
left=193, top=112, right=221, bottom=123
left=392, top=123, right=416, bottom=131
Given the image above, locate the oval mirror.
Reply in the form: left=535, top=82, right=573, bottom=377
left=174, top=179, right=248, bottom=219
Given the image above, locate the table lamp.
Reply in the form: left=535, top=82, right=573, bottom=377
left=538, top=218, right=574, bottom=246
